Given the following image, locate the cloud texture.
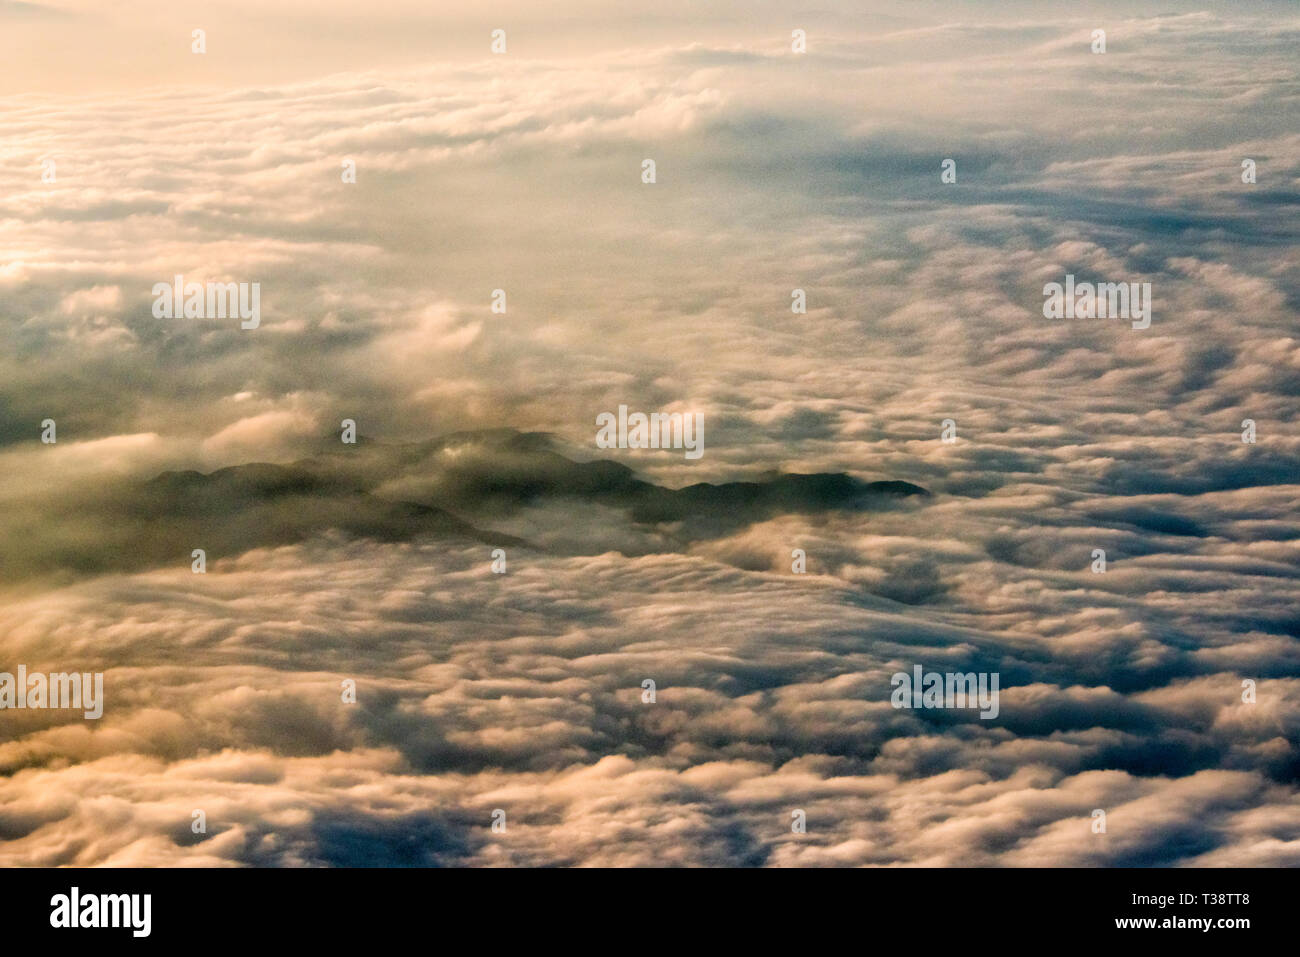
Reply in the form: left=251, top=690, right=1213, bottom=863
left=0, top=2, right=1296, bottom=865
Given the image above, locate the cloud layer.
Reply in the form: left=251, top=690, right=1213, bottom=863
left=0, top=3, right=1296, bottom=865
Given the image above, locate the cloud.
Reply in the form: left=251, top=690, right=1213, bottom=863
left=0, top=4, right=1296, bottom=866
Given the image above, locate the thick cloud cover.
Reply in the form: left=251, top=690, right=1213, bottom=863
left=0, top=2, right=1296, bottom=865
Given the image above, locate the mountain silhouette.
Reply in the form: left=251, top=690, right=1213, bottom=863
left=5, top=429, right=928, bottom=583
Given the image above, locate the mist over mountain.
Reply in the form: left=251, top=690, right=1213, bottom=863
left=1, top=429, right=928, bottom=585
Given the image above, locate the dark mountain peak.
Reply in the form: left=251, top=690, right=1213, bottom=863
left=11, top=431, right=930, bottom=584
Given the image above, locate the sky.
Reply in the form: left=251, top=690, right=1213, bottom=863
left=0, top=1, right=1296, bottom=865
